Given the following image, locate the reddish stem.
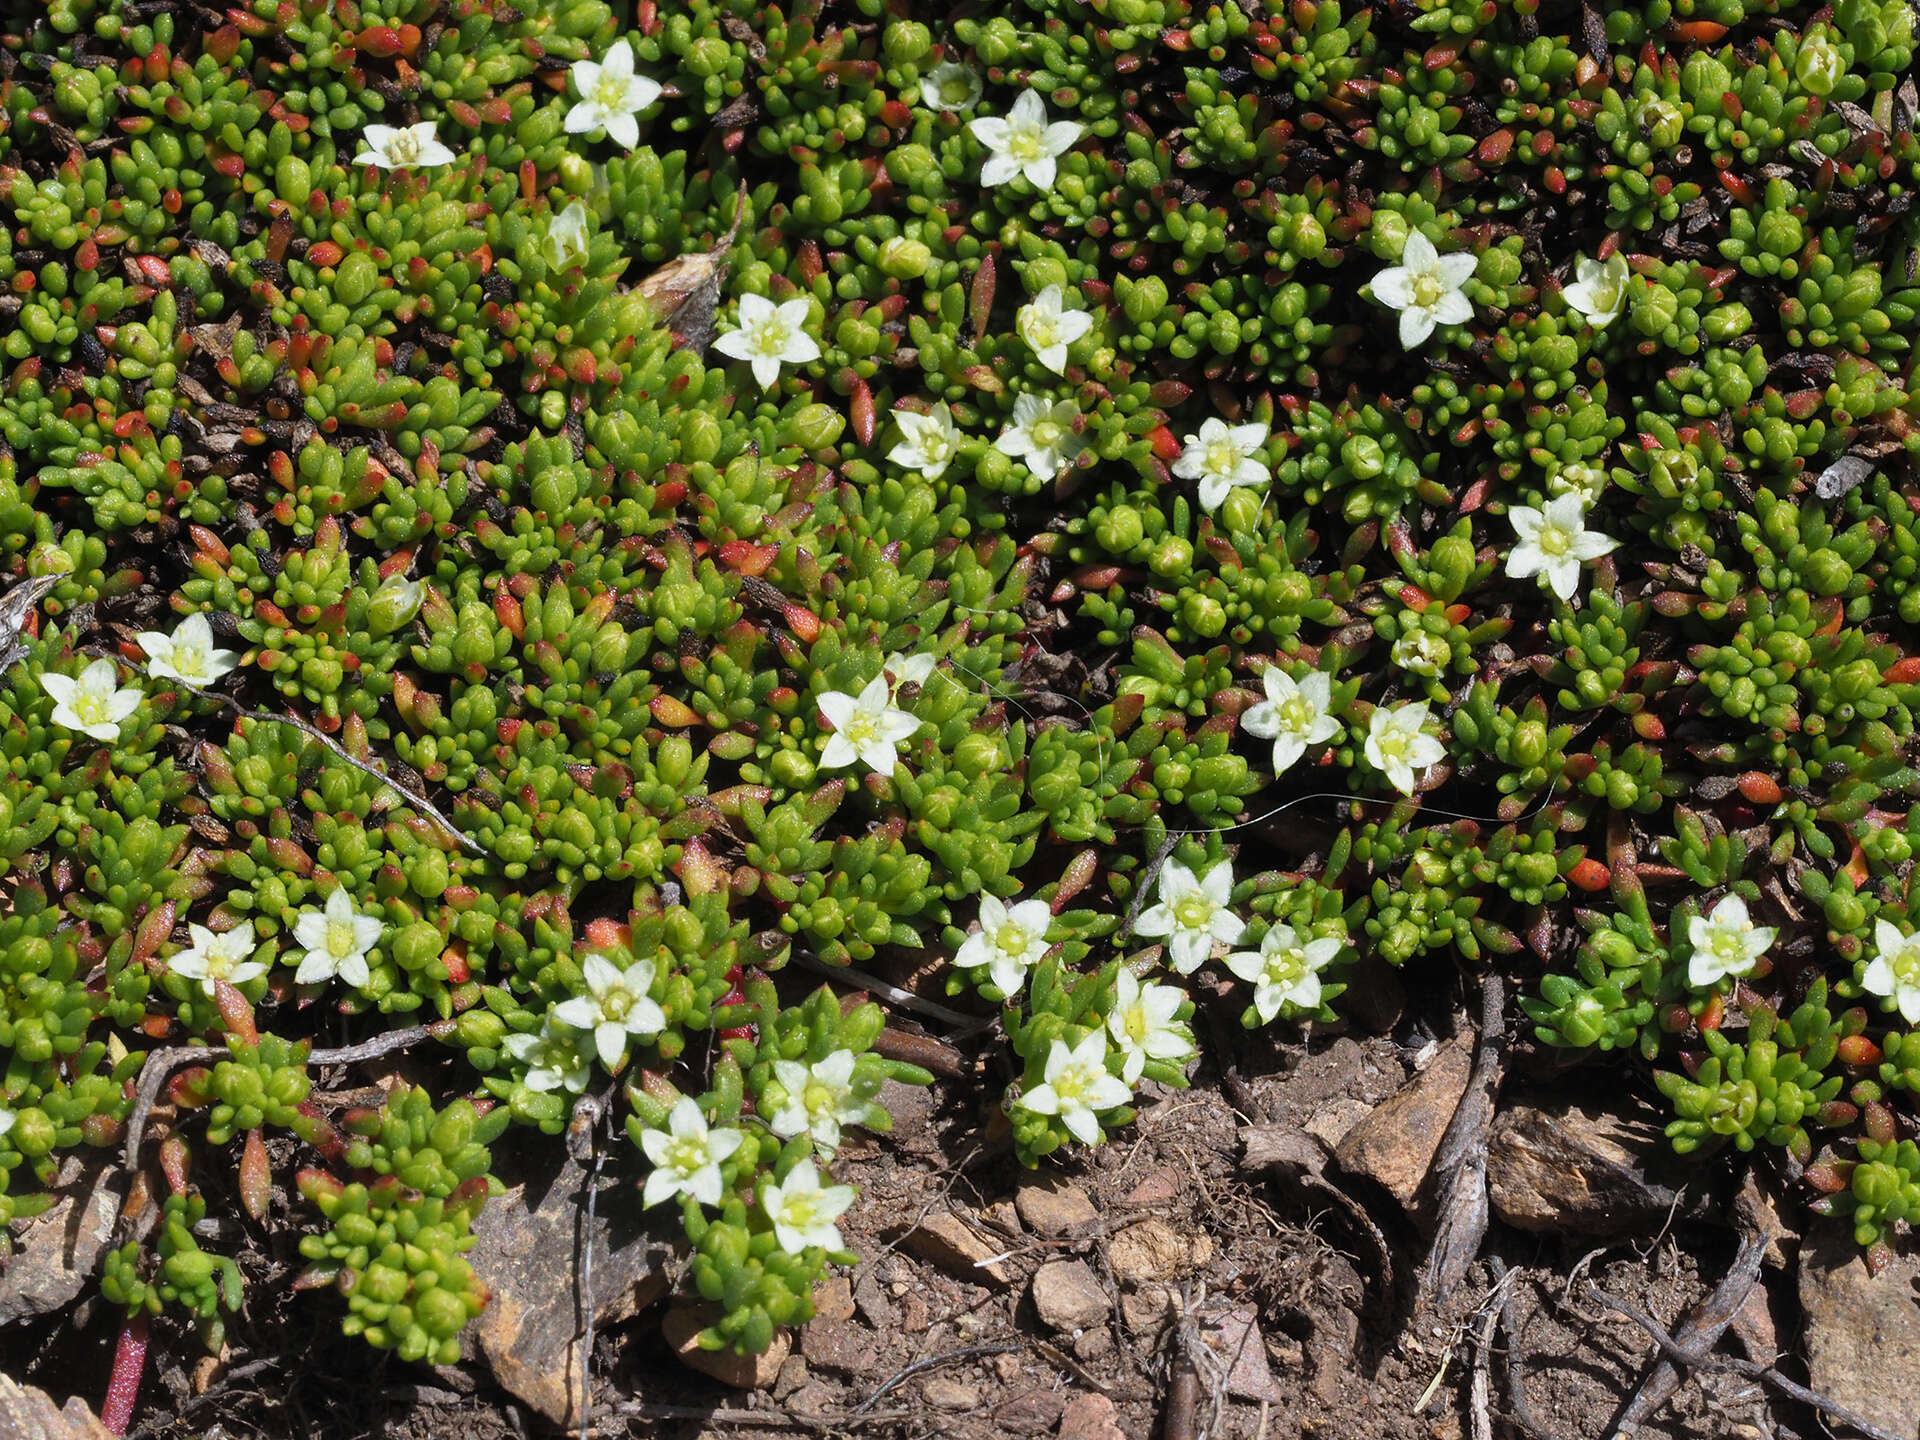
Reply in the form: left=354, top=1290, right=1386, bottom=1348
left=101, top=1312, right=149, bottom=1435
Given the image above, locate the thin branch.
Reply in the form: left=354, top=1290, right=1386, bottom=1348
left=309, top=1023, right=447, bottom=1069
left=852, top=1341, right=1020, bottom=1414
left=124, top=1025, right=447, bottom=1168
left=210, top=693, right=485, bottom=855
left=124, top=1357, right=279, bottom=1440
left=122, top=1046, right=216, bottom=1169
left=1118, top=833, right=1179, bottom=946
left=1585, top=1283, right=1906, bottom=1440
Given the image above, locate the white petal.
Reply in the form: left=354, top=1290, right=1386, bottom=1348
left=1398, top=308, right=1436, bottom=349
left=1022, top=156, right=1058, bottom=190
left=1429, top=291, right=1474, bottom=326
left=604, top=110, right=640, bottom=151
left=1400, top=232, right=1439, bottom=271
left=1042, top=121, right=1084, bottom=155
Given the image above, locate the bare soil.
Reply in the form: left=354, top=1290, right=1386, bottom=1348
left=0, top=1004, right=1835, bottom=1440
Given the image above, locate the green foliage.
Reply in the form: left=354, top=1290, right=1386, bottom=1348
left=8, top=0, right=1920, bottom=1376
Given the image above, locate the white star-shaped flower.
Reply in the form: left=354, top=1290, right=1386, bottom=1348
left=552, top=953, right=666, bottom=1070
left=1686, top=896, right=1775, bottom=988
left=712, top=293, right=821, bottom=390
left=1563, top=252, right=1630, bottom=328
left=168, top=922, right=265, bottom=996
left=352, top=122, right=457, bottom=170
left=1132, top=859, right=1245, bottom=975
left=1864, top=921, right=1920, bottom=1024
left=565, top=38, right=663, bottom=151
left=1106, top=969, right=1195, bottom=1084
left=1224, top=924, right=1344, bottom=1023
left=954, top=895, right=1054, bottom=997
left=1364, top=702, right=1446, bottom=796
left=41, top=658, right=141, bottom=743
left=291, top=889, right=384, bottom=988
left=1016, top=286, right=1094, bottom=374
left=995, top=393, right=1082, bottom=480
left=1240, top=668, right=1342, bottom=777
left=547, top=201, right=591, bottom=268
left=1505, top=493, right=1619, bottom=602
left=1371, top=232, right=1477, bottom=349
left=767, top=1049, right=885, bottom=1155
left=138, top=614, right=238, bottom=691
left=1015, top=1032, right=1132, bottom=1146
left=969, top=89, right=1083, bottom=190
left=818, top=675, right=921, bottom=777
left=921, top=61, right=983, bottom=112
left=1172, top=418, right=1271, bottom=513
left=761, top=1157, right=856, bottom=1255
left=888, top=405, right=962, bottom=481
left=1392, top=629, right=1451, bottom=678
left=640, top=1096, right=745, bottom=1209
left=503, top=1021, right=593, bottom=1094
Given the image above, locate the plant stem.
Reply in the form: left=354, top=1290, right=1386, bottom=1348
left=101, top=1311, right=150, bottom=1434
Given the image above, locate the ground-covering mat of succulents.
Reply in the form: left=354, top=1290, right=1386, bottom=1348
left=7, top=0, right=1920, bottom=1436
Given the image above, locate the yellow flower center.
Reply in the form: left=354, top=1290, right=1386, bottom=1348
left=1265, top=947, right=1308, bottom=986
left=667, top=1136, right=707, bottom=1176
left=1278, top=694, right=1314, bottom=733
left=1536, top=523, right=1573, bottom=558
left=840, top=709, right=879, bottom=745
left=385, top=130, right=425, bottom=165
left=595, top=74, right=630, bottom=112
left=940, top=76, right=973, bottom=104
left=327, top=919, right=356, bottom=956
left=1374, top=730, right=1412, bottom=764
left=1028, top=418, right=1062, bottom=449
left=1026, top=312, right=1060, bottom=348
left=996, top=922, right=1033, bottom=956
left=750, top=316, right=792, bottom=359
left=71, top=691, right=112, bottom=726
left=1173, top=893, right=1215, bottom=930
left=1410, top=271, right=1448, bottom=309
left=1204, top=440, right=1239, bottom=475
left=1007, top=127, right=1045, bottom=162
left=1052, top=1061, right=1095, bottom=1106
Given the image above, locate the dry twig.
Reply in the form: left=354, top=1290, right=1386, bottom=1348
left=123, top=1024, right=446, bottom=1169
left=1607, top=1232, right=1765, bottom=1437
left=1420, top=974, right=1506, bottom=1307
left=211, top=693, right=485, bottom=855
left=1586, top=1281, right=1906, bottom=1440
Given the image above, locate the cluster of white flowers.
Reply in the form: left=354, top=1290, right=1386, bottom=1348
left=985, top=847, right=1360, bottom=1148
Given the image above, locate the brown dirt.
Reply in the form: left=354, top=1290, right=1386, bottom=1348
left=0, top=1028, right=1819, bottom=1440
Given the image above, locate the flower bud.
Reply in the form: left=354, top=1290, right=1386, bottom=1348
left=1121, top=275, right=1167, bottom=324
left=1341, top=434, right=1386, bottom=479
left=783, top=402, right=844, bottom=451
left=1096, top=504, right=1145, bottom=552
left=1636, top=95, right=1684, bottom=148
left=1795, top=35, right=1844, bottom=96
left=883, top=18, right=932, bottom=62
left=877, top=235, right=932, bottom=279
left=27, top=541, right=75, bottom=577
left=1148, top=535, right=1192, bottom=577
left=1182, top=592, right=1226, bottom=637
left=368, top=574, right=426, bottom=634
